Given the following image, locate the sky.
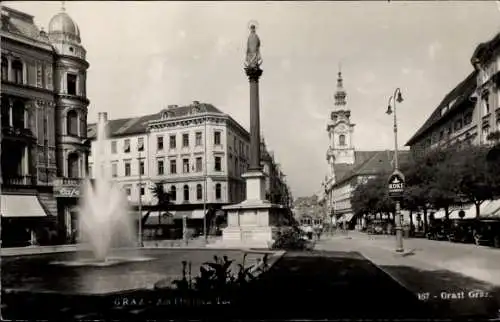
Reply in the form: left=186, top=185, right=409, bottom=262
left=6, top=1, right=500, bottom=198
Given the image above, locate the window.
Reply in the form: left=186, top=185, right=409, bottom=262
left=88, top=164, right=93, bottom=178
left=483, top=126, right=490, bottom=140
left=124, top=161, right=131, bottom=176
left=182, top=133, right=189, bottom=147
left=125, top=186, right=131, bottom=196
left=157, top=159, right=164, bottom=175
left=170, top=159, right=177, bottom=174
left=195, top=132, right=202, bottom=146
left=169, top=135, right=176, bottom=149
left=183, top=158, right=190, bottom=173
left=214, top=156, right=222, bottom=171
left=196, top=157, right=202, bottom=172
left=234, top=137, right=237, bottom=151
left=183, top=184, right=189, bottom=201
left=157, top=136, right=164, bottom=150
left=68, top=153, right=79, bottom=178
left=12, top=59, right=23, bottom=84
left=111, top=163, right=117, bottom=177
left=140, top=185, right=145, bottom=196
left=339, top=134, right=346, bottom=146
left=439, top=130, right=444, bottom=140
left=197, top=184, right=203, bottom=200
left=137, top=137, right=144, bottom=151
left=67, top=73, right=77, bottom=95
left=214, top=131, right=221, bottom=145
left=139, top=160, right=145, bottom=176
left=170, top=185, right=177, bottom=201
left=215, top=183, right=222, bottom=200
left=67, top=110, right=78, bottom=136
left=124, top=139, right=131, bottom=153
left=111, top=141, right=117, bottom=154
left=464, top=112, right=473, bottom=125
left=454, top=119, right=463, bottom=131
left=235, top=158, right=238, bottom=174
left=1, top=56, right=7, bottom=81
left=483, top=94, right=491, bottom=115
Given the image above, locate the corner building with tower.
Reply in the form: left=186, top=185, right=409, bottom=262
left=1, top=6, right=90, bottom=246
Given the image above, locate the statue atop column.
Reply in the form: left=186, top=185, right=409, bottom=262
left=245, top=24, right=262, bottom=69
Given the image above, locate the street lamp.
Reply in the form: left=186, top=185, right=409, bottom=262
left=386, top=87, right=404, bottom=253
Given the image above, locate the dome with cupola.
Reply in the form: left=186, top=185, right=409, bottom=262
left=48, top=9, right=80, bottom=43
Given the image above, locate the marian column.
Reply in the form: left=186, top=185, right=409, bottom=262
left=216, top=23, right=285, bottom=249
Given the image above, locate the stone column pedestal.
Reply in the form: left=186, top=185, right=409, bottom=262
left=211, top=170, right=286, bottom=249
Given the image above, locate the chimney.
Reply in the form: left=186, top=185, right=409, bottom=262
left=98, top=112, right=108, bottom=124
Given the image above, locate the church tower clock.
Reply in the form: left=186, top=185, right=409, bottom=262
left=326, top=69, right=355, bottom=170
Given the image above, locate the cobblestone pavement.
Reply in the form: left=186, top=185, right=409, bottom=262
left=316, top=232, right=500, bottom=318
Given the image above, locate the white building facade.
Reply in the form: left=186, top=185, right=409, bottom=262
left=87, top=102, right=250, bottom=217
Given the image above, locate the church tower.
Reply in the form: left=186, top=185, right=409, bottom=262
left=326, top=68, right=355, bottom=173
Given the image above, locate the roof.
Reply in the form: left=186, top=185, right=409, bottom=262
left=87, top=103, right=226, bottom=139
left=333, top=150, right=411, bottom=186
left=471, top=31, right=500, bottom=65
left=405, top=71, right=477, bottom=146
left=1, top=6, right=49, bottom=44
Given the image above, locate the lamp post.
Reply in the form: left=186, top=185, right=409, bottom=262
left=386, top=88, right=404, bottom=252
left=138, top=150, right=143, bottom=247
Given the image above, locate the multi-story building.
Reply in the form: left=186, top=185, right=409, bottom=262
left=87, top=102, right=251, bottom=226
left=1, top=6, right=89, bottom=246
left=318, top=70, right=410, bottom=228
left=260, top=138, right=292, bottom=207
left=406, top=31, right=500, bottom=156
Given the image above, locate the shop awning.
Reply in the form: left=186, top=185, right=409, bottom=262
left=339, top=213, right=354, bottom=223
left=450, top=204, right=477, bottom=219
left=480, top=199, right=500, bottom=217
left=1, top=195, right=48, bottom=218
left=144, top=212, right=174, bottom=226
left=190, top=210, right=206, bottom=219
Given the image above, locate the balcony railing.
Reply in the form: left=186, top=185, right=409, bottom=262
left=53, top=177, right=85, bottom=186
left=2, top=126, right=35, bottom=140
left=2, top=175, right=36, bottom=186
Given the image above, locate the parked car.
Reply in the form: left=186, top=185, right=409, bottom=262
left=426, top=218, right=451, bottom=241
left=447, top=219, right=475, bottom=243
left=473, top=218, right=500, bottom=248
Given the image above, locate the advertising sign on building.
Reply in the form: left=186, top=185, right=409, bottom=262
left=54, top=186, right=81, bottom=198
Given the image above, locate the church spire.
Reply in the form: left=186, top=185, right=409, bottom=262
left=334, top=66, right=347, bottom=108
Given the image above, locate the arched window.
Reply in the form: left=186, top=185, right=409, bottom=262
left=339, top=134, right=346, bottom=146
left=170, top=185, right=177, bottom=202
left=12, top=59, right=23, bottom=84
left=67, top=153, right=79, bottom=178
left=1, top=56, right=8, bottom=81
left=183, top=184, right=189, bottom=201
left=215, top=183, right=222, bottom=200
left=67, top=110, right=79, bottom=136
left=196, top=184, right=203, bottom=200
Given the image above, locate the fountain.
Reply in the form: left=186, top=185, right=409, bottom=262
left=51, top=112, right=149, bottom=266
left=77, top=112, right=136, bottom=261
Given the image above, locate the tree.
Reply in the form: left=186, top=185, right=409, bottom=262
left=453, top=145, right=495, bottom=217
left=143, top=181, right=172, bottom=226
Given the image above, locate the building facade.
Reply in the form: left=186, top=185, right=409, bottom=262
left=406, top=32, right=500, bottom=156
left=1, top=6, right=89, bottom=246
left=318, top=70, right=410, bottom=228
left=260, top=138, right=292, bottom=208
left=87, top=102, right=251, bottom=224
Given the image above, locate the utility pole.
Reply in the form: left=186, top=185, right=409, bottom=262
left=203, top=112, right=208, bottom=242
left=138, top=149, right=143, bottom=247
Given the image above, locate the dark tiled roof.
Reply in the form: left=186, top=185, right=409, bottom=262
left=471, top=32, right=500, bottom=65
left=87, top=103, right=224, bottom=139
left=405, top=71, right=477, bottom=146
left=333, top=150, right=411, bottom=185
left=1, top=7, right=50, bottom=44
